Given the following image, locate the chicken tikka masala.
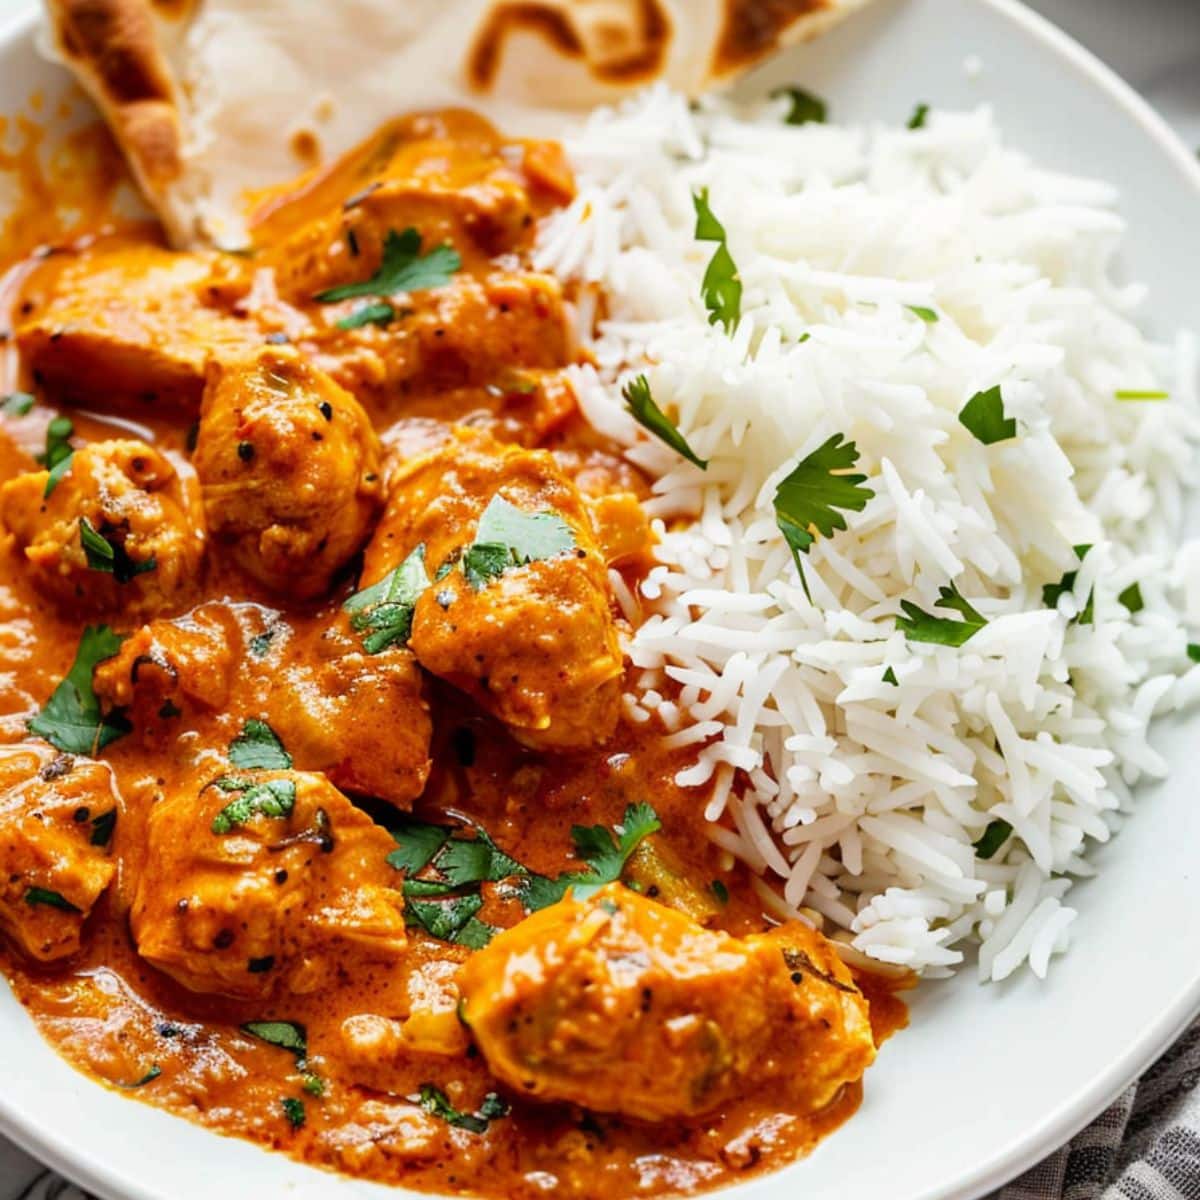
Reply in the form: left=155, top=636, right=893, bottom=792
left=0, top=108, right=903, bottom=1198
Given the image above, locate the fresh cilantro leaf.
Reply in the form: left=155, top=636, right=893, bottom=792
left=1114, top=389, right=1168, bottom=402
left=118, top=1065, right=162, bottom=1089
left=89, top=809, right=117, bottom=847
left=463, top=496, right=576, bottom=590
left=1118, top=582, right=1144, bottom=613
left=462, top=542, right=512, bottom=590
left=437, top=828, right=527, bottom=887
left=907, top=305, right=938, bottom=323
left=973, top=818, right=1013, bottom=860
left=24, top=886, right=80, bottom=912
left=1043, top=545, right=1095, bottom=626
left=907, top=102, right=930, bottom=130
left=315, top=228, right=461, bottom=303
left=883, top=666, right=899, bottom=686
left=692, top=188, right=741, bottom=333
left=773, top=434, right=871, bottom=600
left=405, top=891, right=497, bottom=947
left=2, top=391, right=34, bottom=416
left=621, top=375, right=708, bottom=470
left=79, top=517, right=157, bottom=584
left=38, top=415, right=75, bottom=498
left=248, top=628, right=277, bottom=658
left=897, top=582, right=988, bottom=646
left=281, top=1098, right=306, bottom=1129
left=29, top=625, right=130, bottom=754
left=415, top=1084, right=508, bottom=1134
left=771, top=85, right=827, bottom=125
left=336, top=301, right=396, bottom=330
left=386, top=820, right=453, bottom=875
left=518, top=802, right=662, bottom=911
left=959, top=385, right=1017, bottom=445
left=240, top=1021, right=307, bottom=1058
left=344, top=545, right=430, bottom=653
left=710, top=879, right=729, bottom=905
left=211, top=779, right=296, bottom=834
left=1188, top=643, right=1200, bottom=663
left=229, top=719, right=292, bottom=771
left=302, top=1074, right=325, bottom=1097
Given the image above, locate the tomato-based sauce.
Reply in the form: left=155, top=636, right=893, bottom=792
left=0, top=108, right=906, bottom=1199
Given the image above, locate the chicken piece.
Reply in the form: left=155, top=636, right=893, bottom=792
left=252, top=109, right=567, bottom=300
left=93, top=602, right=247, bottom=726
left=14, top=242, right=257, bottom=415
left=459, top=884, right=875, bottom=1123
left=315, top=271, right=572, bottom=405
left=361, top=428, right=623, bottom=749
left=132, top=768, right=406, bottom=1000
left=0, top=439, right=204, bottom=620
left=0, top=743, right=118, bottom=963
left=193, top=348, right=384, bottom=599
left=266, top=613, right=432, bottom=807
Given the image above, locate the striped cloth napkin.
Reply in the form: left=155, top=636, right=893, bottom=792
left=994, top=1021, right=1200, bottom=1200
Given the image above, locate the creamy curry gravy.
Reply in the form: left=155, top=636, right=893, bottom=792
left=0, top=108, right=905, bottom=1198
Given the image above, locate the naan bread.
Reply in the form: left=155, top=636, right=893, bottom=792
left=41, top=0, right=873, bottom=246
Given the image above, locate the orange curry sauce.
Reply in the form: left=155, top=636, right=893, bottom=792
left=0, top=109, right=906, bottom=1198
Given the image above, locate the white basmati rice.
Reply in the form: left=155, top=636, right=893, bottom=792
left=537, top=86, right=1200, bottom=981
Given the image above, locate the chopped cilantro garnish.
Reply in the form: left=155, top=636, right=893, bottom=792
left=973, top=818, right=1013, bottom=860
left=344, top=544, right=430, bottom=653
left=959, top=385, right=1017, bottom=445
left=210, top=779, right=296, bottom=834
left=2, top=391, right=34, bottom=416
left=518, top=802, right=662, bottom=911
left=248, top=628, right=277, bottom=658
left=883, top=666, right=899, bottom=686
left=692, top=188, right=742, bottom=333
left=336, top=300, right=397, bottom=330
left=710, top=879, right=729, bottom=905
left=302, top=1074, right=326, bottom=1098
left=241, top=1021, right=306, bottom=1058
left=897, top=582, right=988, bottom=647
left=229, top=719, right=292, bottom=771
left=38, top=415, right=75, bottom=497
left=315, top=228, right=460, bottom=303
left=79, top=517, right=157, bottom=583
left=621, top=375, right=708, bottom=470
left=118, top=1065, right=162, bottom=1089
left=771, top=85, right=827, bottom=125
left=1188, top=643, right=1200, bottom=664
left=462, top=496, right=575, bottom=590
left=773, top=434, right=872, bottom=601
left=907, top=305, right=938, bottom=323
left=24, top=886, right=80, bottom=912
left=386, top=820, right=454, bottom=876
left=1114, top=389, right=1168, bottom=402
left=281, top=1098, right=306, bottom=1129
left=404, top=891, right=496, bottom=949
left=28, top=625, right=130, bottom=754
left=1043, top=544, right=1094, bottom=626
left=415, top=1084, right=509, bottom=1134
left=907, top=102, right=930, bottom=130
left=1118, top=582, right=1144, bottom=613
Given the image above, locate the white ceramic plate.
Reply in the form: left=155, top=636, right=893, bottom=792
left=2, top=1, right=1200, bottom=1198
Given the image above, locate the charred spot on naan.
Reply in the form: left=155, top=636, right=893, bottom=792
left=468, top=0, right=671, bottom=91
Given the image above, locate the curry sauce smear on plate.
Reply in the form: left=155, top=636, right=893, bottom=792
left=0, top=108, right=904, bottom=1198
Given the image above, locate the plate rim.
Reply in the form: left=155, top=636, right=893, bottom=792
left=0, top=1, right=1198, bottom=1199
